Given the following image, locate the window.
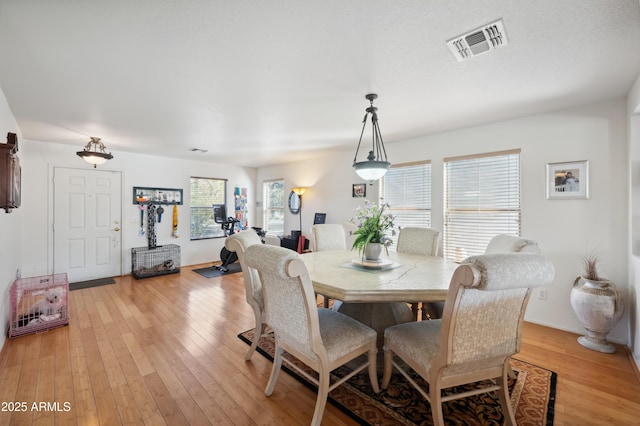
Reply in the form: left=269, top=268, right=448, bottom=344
left=263, top=179, right=284, bottom=236
left=381, top=161, right=432, bottom=250
left=443, top=149, right=521, bottom=261
left=190, top=177, right=227, bottom=240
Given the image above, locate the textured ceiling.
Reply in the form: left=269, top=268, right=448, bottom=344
left=0, top=0, right=639, bottom=168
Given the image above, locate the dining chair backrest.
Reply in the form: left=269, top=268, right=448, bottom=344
left=439, top=253, right=553, bottom=366
left=396, top=227, right=440, bottom=256
left=244, top=244, right=320, bottom=357
left=225, top=230, right=264, bottom=307
left=484, top=234, right=540, bottom=255
left=311, top=224, right=347, bottom=252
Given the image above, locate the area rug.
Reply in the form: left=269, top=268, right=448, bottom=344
left=238, top=329, right=556, bottom=426
left=69, top=277, right=116, bottom=291
left=192, top=262, right=242, bottom=278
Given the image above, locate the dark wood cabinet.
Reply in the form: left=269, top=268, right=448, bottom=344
left=0, top=133, right=20, bottom=213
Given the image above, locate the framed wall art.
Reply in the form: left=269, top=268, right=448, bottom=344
left=133, top=186, right=183, bottom=204
left=546, top=160, right=589, bottom=199
left=352, top=183, right=366, bottom=198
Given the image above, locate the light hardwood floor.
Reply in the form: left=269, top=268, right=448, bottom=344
left=1, top=263, right=639, bottom=425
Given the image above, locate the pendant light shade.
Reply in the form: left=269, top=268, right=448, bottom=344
left=352, top=93, right=390, bottom=180
left=76, top=137, right=113, bottom=168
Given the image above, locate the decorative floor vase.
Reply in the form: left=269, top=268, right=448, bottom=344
left=570, top=276, right=624, bottom=353
left=364, top=243, right=383, bottom=261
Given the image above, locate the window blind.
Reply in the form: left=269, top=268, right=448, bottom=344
left=443, top=149, right=521, bottom=261
left=381, top=161, right=431, bottom=250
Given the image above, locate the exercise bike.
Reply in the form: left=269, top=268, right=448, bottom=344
left=214, top=205, right=241, bottom=273
left=213, top=205, right=266, bottom=273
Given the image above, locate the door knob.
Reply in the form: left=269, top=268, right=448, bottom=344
left=114, top=227, right=120, bottom=231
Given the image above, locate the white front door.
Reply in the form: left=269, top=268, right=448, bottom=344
left=53, top=167, right=122, bottom=282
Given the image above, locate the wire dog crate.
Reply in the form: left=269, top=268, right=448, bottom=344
left=9, top=273, right=69, bottom=338
left=131, top=244, right=181, bottom=279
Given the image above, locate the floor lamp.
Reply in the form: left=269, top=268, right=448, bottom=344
left=291, top=187, right=308, bottom=252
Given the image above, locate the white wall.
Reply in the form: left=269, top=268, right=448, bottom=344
left=257, top=97, right=630, bottom=343
left=0, top=88, right=22, bottom=351
left=18, top=140, right=256, bottom=278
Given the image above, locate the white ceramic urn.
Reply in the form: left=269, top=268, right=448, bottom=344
left=570, top=276, right=624, bottom=353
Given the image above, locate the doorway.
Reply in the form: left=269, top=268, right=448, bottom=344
left=53, top=167, right=122, bottom=282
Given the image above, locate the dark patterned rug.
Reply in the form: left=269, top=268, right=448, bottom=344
left=238, top=329, right=556, bottom=426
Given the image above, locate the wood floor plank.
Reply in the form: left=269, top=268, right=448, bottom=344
left=1, top=264, right=639, bottom=425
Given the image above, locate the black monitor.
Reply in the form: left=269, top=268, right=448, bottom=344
left=213, top=204, right=226, bottom=224
left=313, top=213, right=327, bottom=224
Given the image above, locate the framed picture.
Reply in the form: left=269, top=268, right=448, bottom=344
left=352, top=183, right=366, bottom=198
left=546, top=160, right=589, bottom=199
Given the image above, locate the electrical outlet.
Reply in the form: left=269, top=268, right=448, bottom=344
left=538, top=289, right=547, bottom=300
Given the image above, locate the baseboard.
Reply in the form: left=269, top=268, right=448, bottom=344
left=627, top=347, right=640, bottom=384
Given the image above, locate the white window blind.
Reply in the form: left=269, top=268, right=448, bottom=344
left=443, top=149, right=521, bottom=261
left=263, top=179, right=284, bottom=236
left=190, top=177, right=227, bottom=240
left=381, top=161, right=431, bottom=250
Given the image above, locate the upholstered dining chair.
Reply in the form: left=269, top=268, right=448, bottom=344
left=310, top=223, right=348, bottom=252
left=396, top=226, right=440, bottom=256
left=310, top=223, right=348, bottom=307
left=381, top=253, right=555, bottom=426
left=484, top=234, right=542, bottom=379
left=396, top=227, right=440, bottom=320
left=225, top=230, right=269, bottom=361
left=244, top=244, right=380, bottom=426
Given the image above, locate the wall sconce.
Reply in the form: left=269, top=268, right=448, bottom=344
left=76, top=137, right=113, bottom=168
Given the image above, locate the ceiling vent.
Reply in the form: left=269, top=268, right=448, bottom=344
left=447, top=19, right=508, bottom=61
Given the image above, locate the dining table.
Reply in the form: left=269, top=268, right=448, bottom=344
left=300, top=249, right=460, bottom=347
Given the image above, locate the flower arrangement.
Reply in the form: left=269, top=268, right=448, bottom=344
left=350, top=200, right=395, bottom=255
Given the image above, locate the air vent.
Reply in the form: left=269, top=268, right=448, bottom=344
left=447, top=19, right=508, bottom=61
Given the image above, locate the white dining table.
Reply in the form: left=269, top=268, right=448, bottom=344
left=300, top=249, right=460, bottom=346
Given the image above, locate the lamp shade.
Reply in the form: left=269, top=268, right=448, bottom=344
left=76, top=137, right=113, bottom=168
left=291, top=187, right=308, bottom=196
left=353, top=160, right=390, bottom=180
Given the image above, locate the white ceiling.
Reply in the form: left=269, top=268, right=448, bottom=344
left=1, top=0, right=639, bottom=168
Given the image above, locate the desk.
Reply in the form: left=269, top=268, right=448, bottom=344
left=301, top=250, right=460, bottom=346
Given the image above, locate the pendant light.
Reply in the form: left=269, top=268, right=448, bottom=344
left=76, top=137, right=113, bottom=168
left=352, top=93, right=390, bottom=180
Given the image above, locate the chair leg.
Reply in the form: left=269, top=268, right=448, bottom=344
left=429, top=379, right=445, bottom=426
left=507, top=363, right=516, bottom=379
left=265, top=346, right=284, bottom=396
left=381, top=345, right=393, bottom=389
left=311, top=369, right=330, bottom=426
left=367, top=346, right=380, bottom=393
left=245, top=310, right=265, bottom=361
left=499, top=368, right=517, bottom=425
